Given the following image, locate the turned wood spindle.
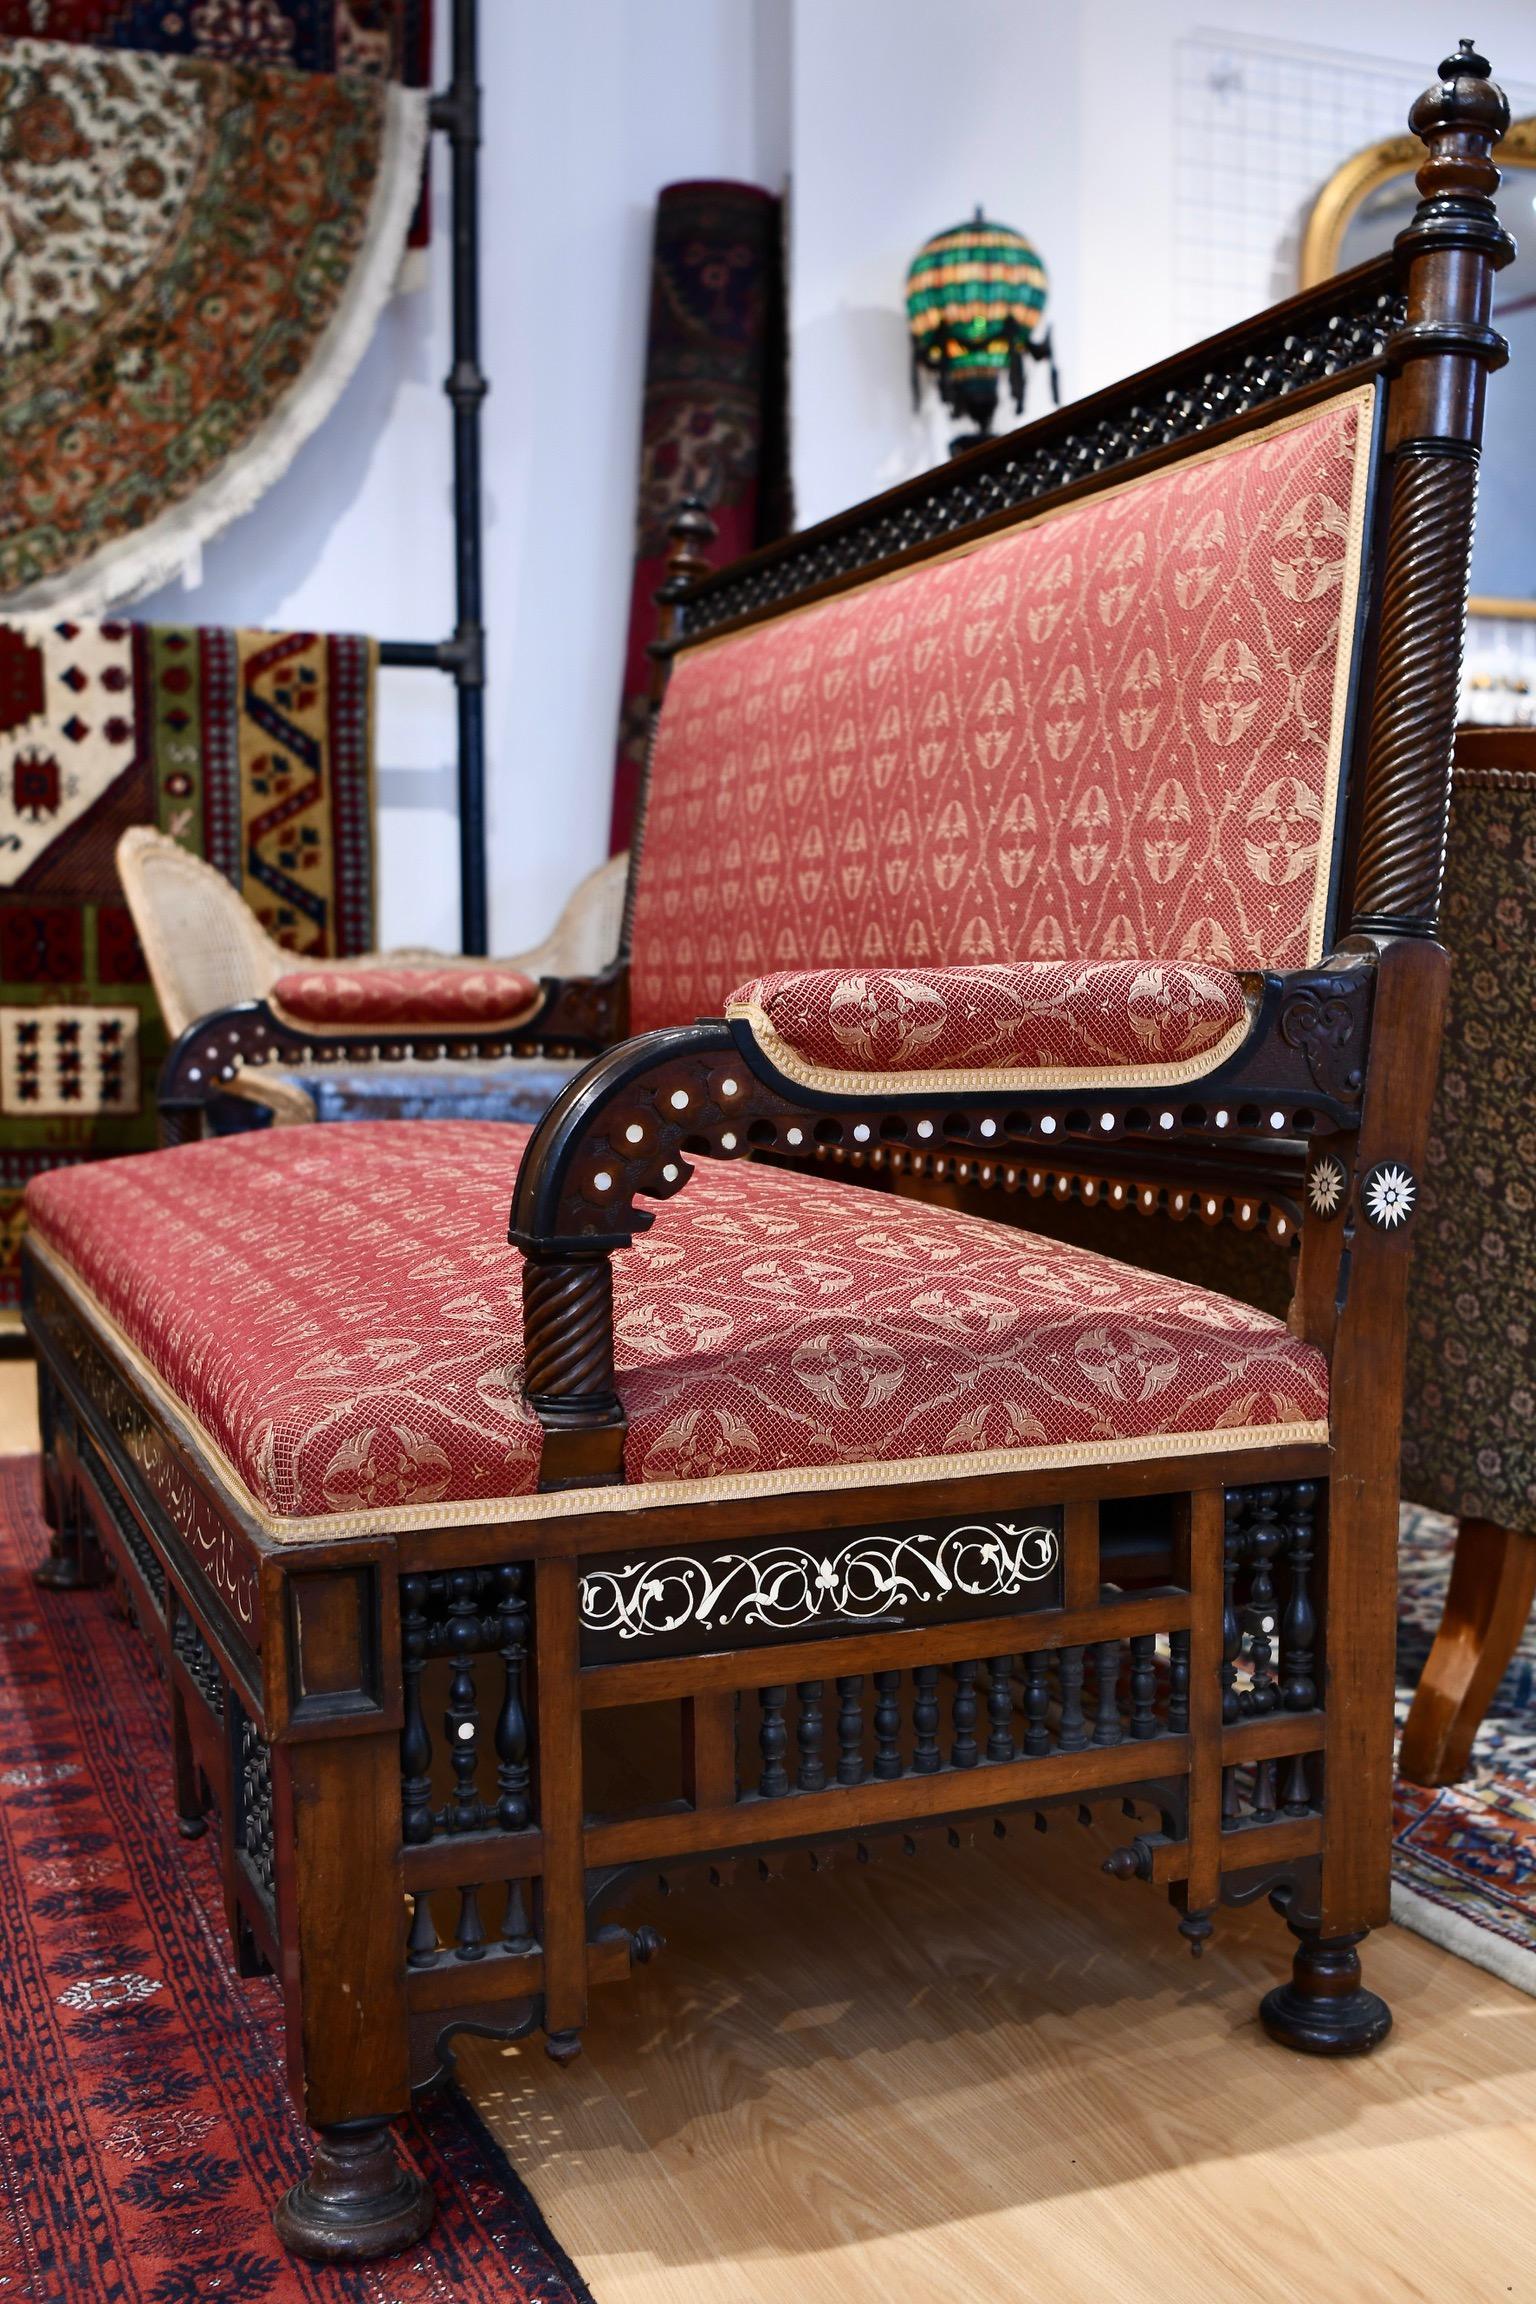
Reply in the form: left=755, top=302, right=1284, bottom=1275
left=951, top=1661, right=980, bottom=1768
left=502, top=1879, right=534, bottom=1954
left=1023, top=1651, right=1052, bottom=1756
left=759, top=1687, right=789, bottom=1797
left=455, top=1883, right=486, bottom=1961
left=1093, top=1639, right=1123, bottom=1745
left=836, top=1676, right=865, bottom=1784
left=1057, top=1647, right=1089, bottom=1752
left=1168, top=1628, right=1191, bottom=1736
left=494, top=1563, right=531, bottom=1831
left=1221, top=1494, right=1245, bottom=1724
left=796, top=1681, right=826, bottom=1792
left=1281, top=1483, right=1318, bottom=1711
left=873, top=1671, right=903, bottom=1778
left=987, top=1655, right=1017, bottom=1762
left=1243, top=1495, right=1283, bottom=1715
left=406, top=1889, right=440, bottom=1968
left=1129, top=1633, right=1158, bottom=1739
left=912, top=1666, right=941, bottom=1773
left=443, top=1571, right=485, bottom=1833
left=1282, top=1752, right=1313, bottom=1817
left=399, top=1575, right=435, bottom=1846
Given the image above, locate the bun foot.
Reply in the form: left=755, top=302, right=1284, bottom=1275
left=273, top=2120, right=435, bottom=2263
left=545, top=2028, right=584, bottom=2067
left=1260, top=1927, right=1392, bottom=2056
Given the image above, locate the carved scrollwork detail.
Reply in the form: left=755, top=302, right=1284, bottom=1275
left=1277, top=980, right=1369, bottom=1105
left=581, top=1522, right=1061, bottom=1644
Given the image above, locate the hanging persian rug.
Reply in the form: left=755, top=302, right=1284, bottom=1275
left=0, top=1, right=435, bottom=252
left=0, top=36, right=428, bottom=614
left=609, top=178, right=792, bottom=853
left=0, top=616, right=377, bottom=1323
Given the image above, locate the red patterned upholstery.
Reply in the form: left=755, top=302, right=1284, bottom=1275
left=27, top=1122, right=1327, bottom=1529
left=630, top=389, right=1374, bottom=1035
left=727, top=959, right=1250, bottom=1089
left=270, top=965, right=540, bottom=1030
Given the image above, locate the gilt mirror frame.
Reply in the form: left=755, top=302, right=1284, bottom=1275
left=1302, top=115, right=1536, bottom=620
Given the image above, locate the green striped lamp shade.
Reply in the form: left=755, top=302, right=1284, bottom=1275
left=906, top=208, right=1051, bottom=440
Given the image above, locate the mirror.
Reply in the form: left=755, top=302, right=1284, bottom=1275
left=1301, top=120, right=1536, bottom=616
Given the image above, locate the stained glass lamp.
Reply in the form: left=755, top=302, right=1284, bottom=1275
left=906, top=207, right=1059, bottom=454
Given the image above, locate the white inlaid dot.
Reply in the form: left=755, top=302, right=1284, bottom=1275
left=1215, top=1109, right=1229, bottom=1128
left=1241, top=1204, right=1252, bottom=1221
left=721, top=1076, right=739, bottom=1096
left=916, top=1118, right=934, bottom=1139
left=457, top=1721, right=475, bottom=1742
left=1174, top=1195, right=1185, bottom=1211
left=1207, top=1198, right=1218, bottom=1214
left=662, top=1162, right=679, bottom=1182
left=1112, top=1185, right=1124, bottom=1201
left=979, top=1117, right=997, bottom=1138
left=720, top=1131, right=738, bottom=1150
left=1270, top=1111, right=1285, bottom=1131
left=1159, top=1112, right=1174, bottom=1131
left=625, top=1123, right=644, bottom=1144
left=853, top=1123, right=871, bottom=1142
left=1276, top=1218, right=1287, bottom=1236
left=670, top=1089, right=689, bottom=1110
left=592, top=1170, right=613, bottom=1192
left=1040, top=1115, right=1057, bottom=1136
left=1099, top=1113, right=1114, bottom=1131
left=786, top=1126, right=804, bottom=1146
left=1143, top=1191, right=1155, bottom=1207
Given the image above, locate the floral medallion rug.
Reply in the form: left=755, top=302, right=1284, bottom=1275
left=0, top=36, right=427, bottom=614
left=0, top=1456, right=594, bottom=2304
left=1393, top=1503, right=1536, bottom=1994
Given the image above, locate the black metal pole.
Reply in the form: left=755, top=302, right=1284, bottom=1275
left=430, top=0, right=487, bottom=955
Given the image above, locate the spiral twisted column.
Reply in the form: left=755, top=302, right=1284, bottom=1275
left=1348, top=447, right=1478, bottom=937
left=522, top=1253, right=619, bottom=1413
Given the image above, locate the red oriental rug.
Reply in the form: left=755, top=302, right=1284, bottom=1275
left=0, top=1456, right=594, bottom=2304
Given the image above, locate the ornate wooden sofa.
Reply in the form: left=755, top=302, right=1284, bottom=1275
left=22, top=48, right=1511, bottom=2266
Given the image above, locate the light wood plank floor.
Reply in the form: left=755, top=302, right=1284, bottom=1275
left=7, top=1348, right=1533, bottom=2298
left=0, top=1359, right=38, bottom=1455
left=464, top=1813, right=1536, bottom=2304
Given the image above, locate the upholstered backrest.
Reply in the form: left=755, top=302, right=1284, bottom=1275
left=628, top=387, right=1377, bottom=1035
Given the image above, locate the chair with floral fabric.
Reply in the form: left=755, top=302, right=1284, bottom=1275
left=21, top=50, right=1512, bottom=2267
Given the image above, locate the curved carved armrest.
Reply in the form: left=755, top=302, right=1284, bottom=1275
left=507, top=956, right=1376, bottom=1259
left=157, top=963, right=630, bottom=1122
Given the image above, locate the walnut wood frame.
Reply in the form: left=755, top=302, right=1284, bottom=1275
left=26, top=49, right=1512, bottom=2262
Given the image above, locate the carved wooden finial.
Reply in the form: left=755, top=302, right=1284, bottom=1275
left=1401, top=38, right=1514, bottom=259
left=663, top=496, right=717, bottom=596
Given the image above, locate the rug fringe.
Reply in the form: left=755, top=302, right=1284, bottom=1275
left=1390, top=1880, right=1536, bottom=1998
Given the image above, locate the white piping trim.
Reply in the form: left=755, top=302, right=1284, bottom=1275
left=29, top=1233, right=1330, bottom=1548
left=5, top=85, right=430, bottom=618
left=724, top=988, right=1257, bottom=1099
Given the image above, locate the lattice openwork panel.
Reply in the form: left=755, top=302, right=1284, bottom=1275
left=1221, top=1482, right=1321, bottom=1823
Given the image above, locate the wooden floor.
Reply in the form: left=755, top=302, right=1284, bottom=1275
left=0, top=1360, right=38, bottom=1456
left=464, top=1769, right=1536, bottom=2304
left=5, top=1355, right=1533, bottom=2300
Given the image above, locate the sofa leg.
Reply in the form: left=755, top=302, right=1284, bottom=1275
left=1259, top=1923, right=1392, bottom=2056
left=273, top=2119, right=435, bottom=2263
left=33, top=1485, right=98, bottom=1590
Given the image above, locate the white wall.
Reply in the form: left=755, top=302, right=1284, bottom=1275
left=790, top=0, right=1536, bottom=519
left=135, top=0, right=1536, bottom=951
left=137, top=0, right=790, bottom=956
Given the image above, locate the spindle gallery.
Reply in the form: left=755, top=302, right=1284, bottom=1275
left=2, top=22, right=1529, bottom=2301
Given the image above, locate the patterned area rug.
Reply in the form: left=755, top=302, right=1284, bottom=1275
left=1394, top=1502, right=1536, bottom=1993
left=0, top=619, right=376, bottom=1322
left=0, top=1455, right=594, bottom=2303
left=0, top=37, right=427, bottom=613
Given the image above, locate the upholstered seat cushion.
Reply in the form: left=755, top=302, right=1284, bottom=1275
left=270, top=965, right=540, bottom=1030
left=25, top=1122, right=1327, bottom=1533
left=726, top=960, right=1251, bottom=1091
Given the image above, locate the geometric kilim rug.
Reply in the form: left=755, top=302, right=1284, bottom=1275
left=0, top=1455, right=595, bottom=2303
left=1393, top=1502, right=1536, bottom=1997
left=0, top=621, right=376, bottom=1324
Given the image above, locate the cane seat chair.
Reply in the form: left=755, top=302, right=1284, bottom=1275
left=116, top=826, right=626, bottom=1132
left=23, top=50, right=1513, bottom=2264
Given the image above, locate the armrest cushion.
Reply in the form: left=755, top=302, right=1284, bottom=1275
left=725, top=960, right=1251, bottom=1092
left=270, top=963, right=541, bottom=1031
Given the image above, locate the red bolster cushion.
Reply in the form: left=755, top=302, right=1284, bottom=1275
left=270, top=965, right=540, bottom=1030
left=726, top=959, right=1249, bottom=1080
